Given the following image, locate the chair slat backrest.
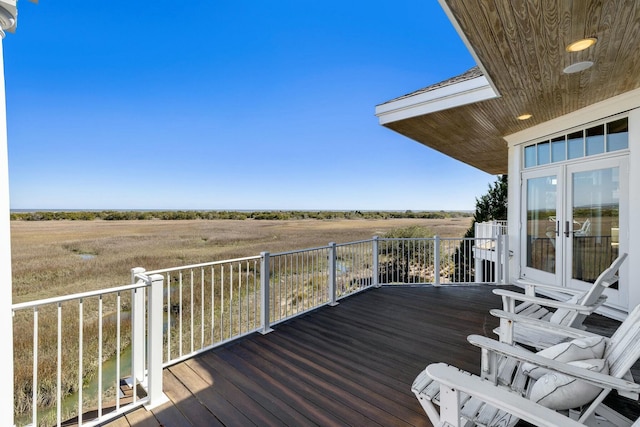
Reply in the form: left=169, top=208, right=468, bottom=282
left=556, top=253, right=628, bottom=328
left=580, top=253, right=627, bottom=307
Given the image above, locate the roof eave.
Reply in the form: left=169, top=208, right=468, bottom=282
left=375, top=75, right=499, bottom=125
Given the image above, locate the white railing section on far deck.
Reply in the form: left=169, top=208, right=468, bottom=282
left=142, top=256, right=263, bottom=368
left=473, top=220, right=510, bottom=284
left=377, top=236, right=499, bottom=285
left=11, top=273, right=166, bottom=427
left=475, top=220, right=507, bottom=241
left=265, top=239, right=377, bottom=328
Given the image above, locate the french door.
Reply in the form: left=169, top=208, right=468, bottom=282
left=521, top=157, right=627, bottom=306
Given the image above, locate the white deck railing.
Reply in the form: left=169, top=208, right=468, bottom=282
left=475, top=220, right=507, bottom=240
left=12, top=234, right=508, bottom=426
left=11, top=273, right=165, bottom=427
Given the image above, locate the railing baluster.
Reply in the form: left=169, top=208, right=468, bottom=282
left=201, top=267, right=205, bottom=349
left=229, top=264, right=233, bottom=341
left=98, top=295, right=103, bottom=419
left=78, top=299, right=83, bottom=426
left=178, top=271, right=183, bottom=357
left=32, top=307, right=38, bottom=426
left=220, top=266, right=225, bottom=340
left=165, top=272, right=171, bottom=364
left=116, top=291, right=121, bottom=412
left=57, top=302, right=62, bottom=427
left=190, top=269, right=194, bottom=355
left=237, top=262, right=242, bottom=334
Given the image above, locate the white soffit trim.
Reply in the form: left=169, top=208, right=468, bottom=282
left=504, top=86, right=640, bottom=147
left=375, top=75, right=498, bottom=125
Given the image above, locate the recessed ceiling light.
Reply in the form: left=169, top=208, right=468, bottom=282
left=566, top=37, right=597, bottom=52
left=563, top=61, right=594, bottom=74
left=517, top=114, right=532, bottom=121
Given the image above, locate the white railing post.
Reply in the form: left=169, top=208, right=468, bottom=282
left=372, top=236, right=380, bottom=288
left=328, top=242, right=339, bottom=305
left=260, top=252, right=273, bottom=334
left=501, top=234, right=509, bottom=285
left=130, top=268, right=146, bottom=385
left=495, top=235, right=502, bottom=285
left=145, top=274, right=168, bottom=409
left=475, top=252, right=483, bottom=284
left=434, top=236, right=441, bottom=286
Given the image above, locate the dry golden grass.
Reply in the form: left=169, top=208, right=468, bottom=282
left=11, top=218, right=471, bottom=302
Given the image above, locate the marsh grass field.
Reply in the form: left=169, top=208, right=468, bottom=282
left=11, top=217, right=472, bottom=302
left=11, top=216, right=472, bottom=425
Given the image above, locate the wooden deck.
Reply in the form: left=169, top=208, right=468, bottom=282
left=96, top=285, right=634, bottom=427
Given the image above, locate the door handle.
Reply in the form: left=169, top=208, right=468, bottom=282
left=564, top=221, right=571, bottom=237
left=556, top=221, right=560, bottom=237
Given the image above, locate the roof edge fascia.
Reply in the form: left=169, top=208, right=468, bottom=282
left=375, top=75, right=498, bottom=125
left=437, top=0, right=499, bottom=94
left=504, top=86, right=640, bottom=147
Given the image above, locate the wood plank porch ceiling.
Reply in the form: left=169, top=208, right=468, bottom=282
left=380, top=0, right=640, bottom=175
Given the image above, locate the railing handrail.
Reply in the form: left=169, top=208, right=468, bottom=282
left=335, top=238, right=374, bottom=247
left=11, top=280, right=149, bottom=311
left=272, top=244, right=331, bottom=257
left=379, top=236, right=495, bottom=241
left=144, top=254, right=261, bottom=275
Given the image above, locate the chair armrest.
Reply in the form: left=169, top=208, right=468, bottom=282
left=490, top=309, right=600, bottom=340
left=467, top=335, right=640, bottom=395
left=426, top=363, right=585, bottom=427
left=493, top=289, right=604, bottom=313
left=514, top=279, right=585, bottom=296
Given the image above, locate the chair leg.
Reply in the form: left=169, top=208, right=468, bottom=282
left=415, top=393, right=442, bottom=426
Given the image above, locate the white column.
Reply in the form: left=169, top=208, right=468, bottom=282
left=627, top=107, right=640, bottom=312
left=0, top=24, right=13, bottom=427
left=0, top=4, right=19, bottom=424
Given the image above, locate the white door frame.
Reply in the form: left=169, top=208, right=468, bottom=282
left=520, top=154, right=628, bottom=307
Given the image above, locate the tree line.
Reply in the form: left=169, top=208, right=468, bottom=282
left=10, top=210, right=472, bottom=222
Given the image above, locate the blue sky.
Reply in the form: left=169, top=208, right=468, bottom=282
left=5, top=0, right=495, bottom=211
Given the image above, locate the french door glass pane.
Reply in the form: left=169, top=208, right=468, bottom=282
left=526, top=176, right=557, bottom=273
left=572, top=167, right=620, bottom=285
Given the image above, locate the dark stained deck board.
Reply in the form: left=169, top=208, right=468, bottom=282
left=148, top=399, right=193, bottom=427
left=101, top=285, right=633, bottom=427
left=161, top=368, right=220, bottom=426
left=195, top=352, right=318, bottom=426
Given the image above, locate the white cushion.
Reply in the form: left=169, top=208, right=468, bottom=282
left=522, top=336, right=606, bottom=380
left=529, top=358, right=608, bottom=410
left=548, top=295, right=581, bottom=325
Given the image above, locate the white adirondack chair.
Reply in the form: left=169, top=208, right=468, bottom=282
left=412, top=303, right=640, bottom=427
left=493, top=253, right=627, bottom=348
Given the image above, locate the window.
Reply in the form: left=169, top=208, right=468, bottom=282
left=524, top=117, right=628, bottom=168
